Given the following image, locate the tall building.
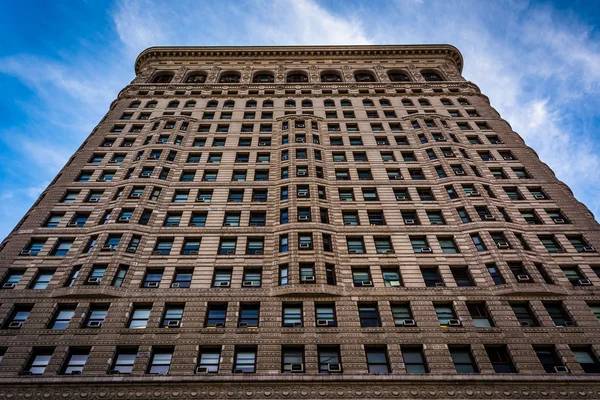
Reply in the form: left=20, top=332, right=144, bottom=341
left=1, top=45, right=600, bottom=399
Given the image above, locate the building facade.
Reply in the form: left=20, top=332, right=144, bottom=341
left=1, top=45, right=600, bottom=399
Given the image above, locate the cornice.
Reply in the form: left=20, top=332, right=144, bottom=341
left=135, top=45, right=464, bottom=75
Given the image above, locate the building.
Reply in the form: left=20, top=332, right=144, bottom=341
left=1, top=45, right=600, bottom=399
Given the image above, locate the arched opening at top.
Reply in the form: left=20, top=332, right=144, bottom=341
left=287, top=72, right=308, bottom=83
left=388, top=71, right=411, bottom=82
left=128, top=101, right=141, bottom=108
left=184, top=101, right=196, bottom=108
left=302, top=100, right=313, bottom=108
left=167, top=101, right=180, bottom=109
left=219, top=72, right=241, bottom=83
left=421, top=70, right=445, bottom=82
left=186, top=73, right=207, bottom=83
left=151, top=72, right=174, bottom=83
left=354, top=71, right=377, bottom=82
left=320, top=72, right=342, bottom=82
left=253, top=72, right=275, bottom=83
left=285, top=100, right=296, bottom=108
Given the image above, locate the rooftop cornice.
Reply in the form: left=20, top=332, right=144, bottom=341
left=135, top=44, right=464, bottom=75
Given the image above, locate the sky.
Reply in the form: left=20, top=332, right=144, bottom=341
left=0, top=0, right=599, bottom=240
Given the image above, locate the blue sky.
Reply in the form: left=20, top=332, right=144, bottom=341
left=1, top=0, right=599, bottom=240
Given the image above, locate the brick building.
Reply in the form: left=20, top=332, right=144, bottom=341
left=1, top=45, right=600, bottom=399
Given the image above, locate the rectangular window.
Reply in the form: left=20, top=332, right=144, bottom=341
left=543, top=302, right=574, bottom=327
left=112, top=265, right=128, bottom=287
left=85, top=304, right=108, bottom=328
left=467, top=302, right=494, bottom=327
left=233, top=346, right=257, bottom=373
left=534, top=346, right=566, bottom=373
left=435, top=303, right=457, bottom=326
left=111, top=347, right=138, bottom=374
left=282, top=346, right=305, bottom=373
left=571, top=346, right=600, bottom=373
left=485, top=345, right=516, bottom=373
left=212, top=268, right=232, bottom=288
left=242, top=268, right=262, bottom=287
left=402, top=346, right=428, bottom=373
left=148, top=347, right=173, bottom=375
left=62, top=348, right=90, bottom=375
left=358, top=303, right=381, bottom=327
left=143, top=269, right=163, bottom=288
left=318, top=346, right=342, bottom=373
left=450, top=346, right=478, bottom=373
left=24, top=348, right=54, bottom=375
left=239, top=303, right=260, bottom=328
left=510, top=302, right=539, bottom=326
left=391, top=303, right=413, bottom=326
left=486, top=263, right=505, bottom=285
left=206, top=303, right=227, bottom=328
left=352, top=267, right=372, bottom=287
left=218, top=238, right=237, bottom=255
left=31, top=270, right=54, bottom=289
left=50, top=305, right=76, bottom=330
left=283, top=303, right=303, bottom=327
left=129, top=305, right=152, bottom=329
left=197, top=347, right=221, bottom=373
left=421, top=267, right=443, bottom=287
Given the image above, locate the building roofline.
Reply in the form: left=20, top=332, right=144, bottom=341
left=134, top=44, right=464, bottom=75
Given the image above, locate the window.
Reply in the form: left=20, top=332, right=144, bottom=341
left=24, top=348, right=54, bottom=375
left=561, top=266, right=588, bottom=286
left=252, top=188, right=268, bottom=202
left=390, top=303, right=413, bottom=327
left=468, top=302, right=494, bottom=327
left=279, top=235, right=288, bottom=252
left=543, top=302, right=574, bottom=327
left=198, top=347, right=221, bottom=373
left=534, top=346, right=566, bottom=373
left=326, top=264, right=337, bottom=285
left=148, top=348, right=173, bottom=375
left=298, top=234, right=313, bottom=251
left=358, top=303, right=380, bottom=327
left=112, top=265, right=128, bottom=287
left=49, top=306, right=75, bottom=330
left=375, top=237, right=394, bottom=254
left=86, top=265, right=106, bottom=285
left=451, top=267, right=474, bottom=287
left=50, top=239, right=73, bottom=256
left=450, top=346, right=478, bottom=374
left=567, top=235, right=594, bottom=252
left=170, top=269, right=192, bottom=288
left=538, top=235, right=563, bottom=253
left=218, top=238, right=237, bottom=255
left=233, top=346, right=257, bottom=373
left=84, top=304, right=108, bottom=328
left=347, top=237, right=365, bottom=254
left=437, top=237, right=459, bottom=254
left=5, top=305, right=32, bottom=328
left=510, top=302, right=539, bottom=326
left=111, top=347, right=138, bottom=374
left=571, top=346, right=600, bottom=373
left=2, top=269, right=24, bottom=289
left=228, top=189, right=244, bottom=203
left=486, top=263, right=505, bottom=285
left=281, top=346, right=305, bottom=373
left=435, top=303, right=458, bottom=326
left=352, top=268, right=372, bottom=287
left=411, top=236, right=431, bottom=253
left=213, top=269, right=232, bottom=288
left=246, top=237, right=264, bottom=255
left=239, top=303, right=260, bottom=328
left=318, top=346, right=342, bottom=373
left=206, top=303, right=227, bottom=327
left=142, top=269, right=163, bottom=288
left=242, top=268, right=262, bottom=287
left=128, top=305, right=151, bottom=329
left=62, top=348, right=90, bottom=375
left=402, top=346, right=428, bottom=373
left=28, top=269, right=53, bottom=289
left=485, top=345, right=516, bottom=373
left=313, top=303, right=336, bottom=327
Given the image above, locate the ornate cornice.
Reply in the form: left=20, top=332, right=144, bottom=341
left=135, top=45, right=464, bottom=75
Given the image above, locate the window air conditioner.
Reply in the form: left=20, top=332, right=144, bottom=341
left=87, top=277, right=102, bottom=284
left=516, top=274, right=530, bottom=282
left=420, top=247, right=432, bottom=253
left=3, top=283, right=16, bottom=289
left=166, top=320, right=181, bottom=328
left=447, top=319, right=461, bottom=326
left=402, top=319, right=416, bottom=327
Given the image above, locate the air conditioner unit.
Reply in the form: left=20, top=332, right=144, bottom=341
left=101, top=245, right=115, bottom=251
left=196, top=367, right=209, bottom=374
left=293, top=322, right=303, bottom=327
left=3, top=283, right=16, bottom=289
left=436, top=138, right=448, bottom=142
left=298, top=216, right=309, bottom=221
left=390, top=175, right=403, bottom=180
left=402, top=319, right=416, bottom=327
left=8, top=321, right=23, bottom=329
left=67, top=222, right=78, bottom=227
left=383, top=249, right=395, bottom=254
left=108, top=160, right=118, bottom=164
left=317, top=319, right=332, bottom=326
left=404, top=219, right=416, bottom=225
left=87, top=277, right=102, bottom=284
left=238, top=322, right=249, bottom=328
left=553, top=218, right=565, bottom=224
left=215, top=322, right=225, bottom=328
left=19, top=250, right=32, bottom=256
left=166, top=320, right=181, bottom=328
left=361, top=280, right=373, bottom=287
left=327, top=363, right=342, bottom=373
left=253, top=250, right=263, bottom=255
left=396, top=195, right=408, bottom=201
left=467, top=192, right=481, bottom=197
left=152, top=251, right=163, bottom=255
left=484, top=215, right=496, bottom=221
left=348, top=249, right=358, bottom=254
left=187, top=251, right=199, bottom=255
left=301, top=276, right=315, bottom=282
left=103, top=143, right=113, bottom=147
left=563, top=321, right=576, bottom=327
left=283, top=363, right=304, bottom=372
left=503, top=156, right=513, bottom=160
left=553, top=366, right=569, bottom=373
left=435, top=282, right=444, bottom=287
left=583, top=247, right=596, bottom=252
left=297, top=171, right=307, bottom=176
left=96, top=178, right=106, bottom=182
left=118, top=217, right=130, bottom=223
left=68, top=370, right=82, bottom=375
left=496, top=242, right=510, bottom=249
left=376, top=141, right=387, bottom=145
left=295, top=138, right=305, bottom=143
left=447, top=319, right=461, bottom=326
left=520, top=321, right=531, bottom=327
left=454, top=170, right=465, bottom=175
left=225, top=250, right=235, bottom=255
left=578, top=279, right=592, bottom=286
left=516, top=274, right=530, bottom=282
left=140, top=173, right=151, bottom=178
left=165, top=222, right=180, bottom=227
left=554, top=248, right=566, bottom=253
left=126, top=247, right=137, bottom=253
left=233, top=369, right=246, bottom=373
left=532, top=194, right=545, bottom=200
left=389, top=280, right=401, bottom=287
left=170, top=283, right=181, bottom=288
left=430, top=221, right=444, bottom=225
left=145, top=282, right=160, bottom=288
left=420, top=247, right=433, bottom=253
left=343, top=222, right=355, bottom=226
left=242, top=281, right=254, bottom=287
left=444, top=152, right=456, bottom=157
left=217, top=281, right=230, bottom=287
left=88, top=198, right=100, bottom=203
left=297, top=192, right=308, bottom=197
left=123, top=143, right=133, bottom=147
left=87, top=321, right=103, bottom=328
left=299, top=243, right=311, bottom=249
left=130, top=193, right=142, bottom=198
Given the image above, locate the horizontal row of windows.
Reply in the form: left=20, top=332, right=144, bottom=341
left=149, top=69, right=448, bottom=84
left=9, top=342, right=600, bottom=376
left=127, top=97, right=472, bottom=111
left=17, top=232, right=596, bottom=258
left=3, top=299, right=599, bottom=331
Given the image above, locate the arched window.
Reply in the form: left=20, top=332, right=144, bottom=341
left=223, top=100, right=235, bottom=108
left=186, top=73, right=207, bottom=83
left=219, top=72, right=241, bottom=83
left=458, top=98, right=470, bottom=106
left=184, top=101, right=196, bottom=108
left=302, top=100, right=313, bottom=108
left=324, top=99, right=335, bottom=107
left=152, top=73, right=174, bottom=83
left=363, top=99, right=375, bottom=107
left=128, top=101, right=141, bottom=108
left=320, top=72, right=342, bottom=82
left=401, top=99, right=414, bottom=107
left=440, top=98, right=454, bottom=106
left=253, top=73, right=274, bottom=83
left=167, top=101, right=180, bottom=109
left=379, top=99, right=391, bottom=107
left=340, top=99, right=352, bottom=107
left=418, top=99, right=431, bottom=106
left=421, top=70, right=445, bottom=82
left=263, top=100, right=273, bottom=107
left=207, top=100, right=218, bottom=108
left=388, top=71, right=411, bottom=82
left=285, top=100, right=296, bottom=108
left=354, top=71, right=376, bottom=82
left=145, top=101, right=157, bottom=109
left=246, top=100, right=257, bottom=108
left=287, top=72, right=308, bottom=83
